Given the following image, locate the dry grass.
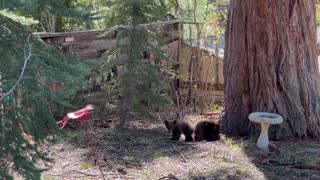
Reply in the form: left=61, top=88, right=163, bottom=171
left=22, top=113, right=320, bottom=180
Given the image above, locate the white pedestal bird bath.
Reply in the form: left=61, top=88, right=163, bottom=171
left=248, top=112, right=283, bottom=150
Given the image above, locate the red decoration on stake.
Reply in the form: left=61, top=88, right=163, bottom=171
left=57, top=104, right=94, bottom=128
left=57, top=104, right=105, bottom=180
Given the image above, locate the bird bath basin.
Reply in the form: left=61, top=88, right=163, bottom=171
left=248, top=112, right=283, bottom=150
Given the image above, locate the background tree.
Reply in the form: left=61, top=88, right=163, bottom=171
left=0, top=1, right=90, bottom=179
left=168, top=0, right=229, bottom=113
left=1, top=0, right=94, bottom=32
left=99, top=0, right=172, bottom=127
left=222, top=0, right=320, bottom=139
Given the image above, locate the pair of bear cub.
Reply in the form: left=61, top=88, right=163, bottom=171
left=164, top=118, right=220, bottom=142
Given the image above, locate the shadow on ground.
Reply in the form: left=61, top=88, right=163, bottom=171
left=241, top=139, right=320, bottom=180
left=47, top=120, right=262, bottom=180
left=41, top=118, right=320, bottom=180
left=92, top=124, right=199, bottom=170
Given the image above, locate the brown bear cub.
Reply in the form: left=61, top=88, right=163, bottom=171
left=164, top=120, right=194, bottom=142
left=194, top=120, right=220, bottom=141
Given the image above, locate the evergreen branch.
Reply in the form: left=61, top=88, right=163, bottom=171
left=174, top=0, right=186, bottom=12
left=0, top=34, right=32, bottom=102
left=106, top=20, right=181, bottom=32
left=99, top=0, right=173, bottom=127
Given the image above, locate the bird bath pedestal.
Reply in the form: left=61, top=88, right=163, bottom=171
left=248, top=112, right=283, bottom=150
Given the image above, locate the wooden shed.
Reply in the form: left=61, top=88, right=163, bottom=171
left=34, top=21, right=225, bottom=103
left=164, top=40, right=224, bottom=103
left=33, top=20, right=181, bottom=61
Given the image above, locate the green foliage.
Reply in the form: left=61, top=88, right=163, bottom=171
left=80, top=163, right=90, bottom=170
left=0, top=11, right=89, bottom=180
left=317, top=4, right=320, bottom=26
left=105, top=0, right=168, bottom=26
left=169, top=0, right=229, bottom=40
left=0, top=9, right=38, bottom=25
left=1, top=0, right=94, bottom=32
left=209, top=102, right=222, bottom=111
left=53, top=0, right=97, bottom=32
left=224, top=137, right=244, bottom=153
left=100, top=0, right=173, bottom=125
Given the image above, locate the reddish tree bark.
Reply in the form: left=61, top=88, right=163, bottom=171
left=222, top=0, right=320, bottom=139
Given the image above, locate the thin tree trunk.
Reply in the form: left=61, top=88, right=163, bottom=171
left=222, top=0, right=320, bottom=139
left=0, top=73, right=3, bottom=142
left=214, top=38, right=220, bottom=84
left=186, top=22, right=194, bottom=106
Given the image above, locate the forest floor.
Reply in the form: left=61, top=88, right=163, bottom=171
left=36, top=112, right=320, bottom=180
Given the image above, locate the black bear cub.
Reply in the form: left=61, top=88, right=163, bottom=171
left=164, top=120, right=194, bottom=142
left=194, top=120, right=220, bottom=141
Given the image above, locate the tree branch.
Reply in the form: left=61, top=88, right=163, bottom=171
left=0, top=34, right=32, bottom=102
left=174, top=0, right=185, bottom=12
left=172, top=144, right=187, bottom=163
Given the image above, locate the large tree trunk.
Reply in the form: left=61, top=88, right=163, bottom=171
left=222, top=0, right=320, bottom=139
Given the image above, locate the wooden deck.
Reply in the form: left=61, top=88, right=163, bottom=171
left=33, top=20, right=182, bottom=60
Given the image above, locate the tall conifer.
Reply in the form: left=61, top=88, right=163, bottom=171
left=101, top=0, right=173, bottom=126
left=0, top=1, right=90, bottom=179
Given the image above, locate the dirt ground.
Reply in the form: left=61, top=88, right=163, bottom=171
left=34, top=112, right=320, bottom=180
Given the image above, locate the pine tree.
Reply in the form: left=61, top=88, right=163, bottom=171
left=0, top=2, right=90, bottom=179
left=100, top=0, right=173, bottom=127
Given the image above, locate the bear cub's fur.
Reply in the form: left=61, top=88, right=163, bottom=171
left=194, top=120, right=220, bottom=141
left=164, top=120, right=194, bottom=142
left=164, top=119, right=220, bottom=142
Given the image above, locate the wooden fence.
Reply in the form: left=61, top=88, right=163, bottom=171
left=33, top=20, right=181, bottom=60
left=33, top=20, right=224, bottom=103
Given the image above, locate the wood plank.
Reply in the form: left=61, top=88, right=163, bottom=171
left=179, top=80, right=224, bottom=91
left=33, top=20, right=182, bottom=38
left=63, top=39, right=118, bottom=52
left=75, top=49, right=107, bottom=60
left=33, top=29, right=105, bottom=38
left=41, top=29, right=178, bottom=46
left=39, top=32, right=112, bottom=45
left=34, top=20, right=181, bottom=45
left=34, top=20, right=182, bottom=60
